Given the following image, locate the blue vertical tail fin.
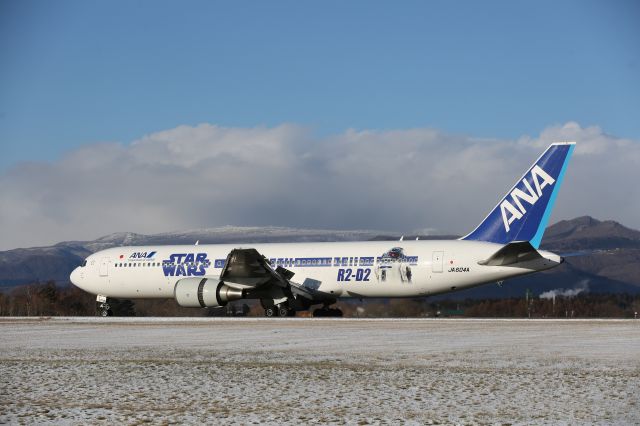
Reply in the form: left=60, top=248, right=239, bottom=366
left=461, top=142, right=575, bottom=248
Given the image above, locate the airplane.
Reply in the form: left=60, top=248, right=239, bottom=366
left=70, top=142, right=575, bottom=317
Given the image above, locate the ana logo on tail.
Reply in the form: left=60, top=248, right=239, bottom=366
left=500, top=165, right=555, bottom=232
left=462, top=142, right=574, bottom=247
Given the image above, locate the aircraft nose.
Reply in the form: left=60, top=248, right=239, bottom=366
left=70, top=267, right=83, bottom=288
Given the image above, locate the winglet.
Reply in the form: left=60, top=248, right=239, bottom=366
left=462, top=142, right=575, bottom=248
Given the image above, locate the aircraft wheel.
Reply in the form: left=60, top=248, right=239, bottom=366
left=277, top=306, right=290, bottom=317
left=97, top=302, right=112, bottom=317
left=264, top=307, right=277, bottom=317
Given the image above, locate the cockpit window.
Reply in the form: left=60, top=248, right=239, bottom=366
left=81, top=260, right=87, bottom=267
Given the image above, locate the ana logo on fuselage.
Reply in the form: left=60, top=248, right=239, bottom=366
left=130, top=251, right=156, bottom=259
left=500, top=165, right=555, bottom=233
left=162, top=253, right=210, bottom=277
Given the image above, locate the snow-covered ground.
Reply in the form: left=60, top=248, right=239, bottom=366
left=0, top=318, right=638, bottom=424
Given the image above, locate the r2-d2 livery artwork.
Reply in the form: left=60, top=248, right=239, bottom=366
left=375, top=247, right=418, bottom=284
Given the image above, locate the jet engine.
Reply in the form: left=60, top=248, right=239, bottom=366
left=174, top=278, right=245, bottom=308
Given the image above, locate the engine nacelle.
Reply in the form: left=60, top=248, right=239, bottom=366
left=174, top=278, right=245, bottom=308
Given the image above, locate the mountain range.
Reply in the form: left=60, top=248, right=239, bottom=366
left=0, top=227, right=384, bottom=288
left=1, top=217, right=639, bottom=298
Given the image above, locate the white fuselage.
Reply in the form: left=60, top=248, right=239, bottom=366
left=70, top=240, right=562, bottom=300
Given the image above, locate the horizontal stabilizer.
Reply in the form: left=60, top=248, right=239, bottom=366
left=478, top=241, right=542, bottom=266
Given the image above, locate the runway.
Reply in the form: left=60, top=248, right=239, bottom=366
left=1, top=318, right=638, bottom=424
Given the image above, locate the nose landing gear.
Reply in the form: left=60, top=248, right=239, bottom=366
left=96, top=295, right=113, bottom=317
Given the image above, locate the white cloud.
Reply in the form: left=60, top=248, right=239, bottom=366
left=517, top=122, right=640, bottom=228
left=1, top=122, right=638, bottom=250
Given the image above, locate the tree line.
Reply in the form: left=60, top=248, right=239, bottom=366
left=1, top=281, right=639, bottom=318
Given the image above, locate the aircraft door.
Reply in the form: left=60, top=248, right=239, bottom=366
left=99, top=257, right=110, bottom=277
left=432, top=251, right=444, bottom=273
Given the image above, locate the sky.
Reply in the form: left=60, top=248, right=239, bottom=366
left=1, top=0, right=639, bottom=249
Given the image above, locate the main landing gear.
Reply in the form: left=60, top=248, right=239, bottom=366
left=264, top=304, right=296, bottom=317
left=260, top=299, right=342, bottom=318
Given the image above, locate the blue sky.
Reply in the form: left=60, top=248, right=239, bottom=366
left=2, top=1, right=640, bottom=249
left=1, top=0, right=639, bottom=170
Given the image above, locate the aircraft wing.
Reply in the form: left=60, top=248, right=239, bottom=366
left=219, top=248, right=327, bottom=301
left=219, top=248, right=280, bottom=288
